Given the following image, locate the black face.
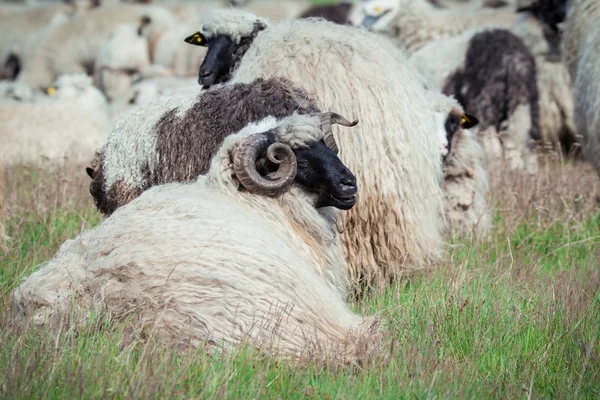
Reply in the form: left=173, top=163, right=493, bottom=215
left=545, top=0, right=568, bottom=26
left=256, top=139, right=357, bottom=210
left=197, top=35, right=236, bottom=88
left=444, top=112, right=478, bottom=160
left=3, top=53, right=21, bottom=81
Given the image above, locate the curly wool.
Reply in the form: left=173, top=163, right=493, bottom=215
left=201, top=8, right=268, bottom=44
left=563, top=0, right=600, bottom=178
left=430, top=92, right=491, bottom=237
left=92, top=77, right=319, bottom=215
left=12, top=122, right=379, bottom=360
left=231, top=17, right=446, bottom=288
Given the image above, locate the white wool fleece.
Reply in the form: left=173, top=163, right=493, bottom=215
left=201, top=8, right=268, bottom=43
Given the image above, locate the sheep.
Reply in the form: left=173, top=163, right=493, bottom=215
left=410, top=28, right=540, bottom=172
left=349, top=0, right=519, bottom=53
left=94, top=22, right=150, bottom=101
left=228, top=0, right=309, bottom=23
left=563, top=0, right=600, bottom=180
left=0, top=74, right=111, bottom=165
left=193, top=10, right=446, bottom=289
left=17, top=4, right=151, bottom=88
left=299, top=0, right=354, bottom=25
left=136, top=6, right=207, bottom=77
left=13, top=113, right=381, bottom=360
left=87, top=77, right=322, bottom=215
left=430, top=91, right=492, bottom=237
left=510, top=0, right=576, bottom=152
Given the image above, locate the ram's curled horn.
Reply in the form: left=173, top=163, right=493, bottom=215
left=233, top=134, right=297, bottom=196
left=321, top=112, right=359, bottom=154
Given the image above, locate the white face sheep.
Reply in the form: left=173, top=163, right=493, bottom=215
left=191, top=9, right=447, bottom=290
left=13, top=113, right=379, bottom=360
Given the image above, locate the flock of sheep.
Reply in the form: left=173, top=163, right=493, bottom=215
left=2, top=0, right=599, bottom=361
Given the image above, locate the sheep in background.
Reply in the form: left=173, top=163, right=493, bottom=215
left=430, top=91, right=492, bottom=237
left=136, top=6, right=207, bottom=77
left=299, top=0, right=354, bottom=24
left=94, top=23, right=150, bottom=101
left=349, top=0, right=518, bottom=53
left=193, top=10, right=446, bottom=289
left=410, top=28, right=540, bottom=172
left=1, top=74, right=111, bottom=165
left=511, top=0, right=576, bottom=153
left=563, top=0, right=600, bottom=181
left=87, top=77, right=321, bottom=215
left=228, top=0, right=309, bottom=23
left=17, top=4, right=151, bottom=88
left=13, top=113, right=381, bottom=360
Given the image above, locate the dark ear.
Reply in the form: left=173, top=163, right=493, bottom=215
left=4, top=53, right=21, bottom=80
left=86, top=167, right=94, bottom=178
left=184, top=31, right=208, bottom=46
left=461, top=113, right=479, bottom=129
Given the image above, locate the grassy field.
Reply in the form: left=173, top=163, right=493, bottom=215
left=0, top=160, right=599, bottom=399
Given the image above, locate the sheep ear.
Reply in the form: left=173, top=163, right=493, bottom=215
left=184, top=31, right=207, bottom=47
left=461, top=113, right=479, bottom=129
left=86, top=167, right=94, bottom=178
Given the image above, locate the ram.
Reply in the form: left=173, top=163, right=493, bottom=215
left=189, top=10, right=446, bottom=289
left=563, top=0, right=600, bottom=181
left=0, top=74, right=110, bottom=165
left=87, top=77, right=327, bottom=216
left=410, top=28, right=540, bottom=172
left=13, top=113, right=380, bottom=360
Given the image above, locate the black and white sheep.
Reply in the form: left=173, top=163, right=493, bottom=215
left=14, top=112, right=380, bottom=360
left=187, top=10, right=446, bottom=289
left=410, top=28, right=541, bottom=172
left=87, top=77, right=333, bottom=215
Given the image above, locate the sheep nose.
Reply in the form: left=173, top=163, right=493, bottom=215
left=338, top=176, right=357, bottom=195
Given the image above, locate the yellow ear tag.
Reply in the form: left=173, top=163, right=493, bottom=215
left=461, top=114, right=470, bottom=125
left=374, top=6, right=382, bottom=14
left=193, top=34, right=202, bottom=44
left=47, top=87, right=56, bottom=96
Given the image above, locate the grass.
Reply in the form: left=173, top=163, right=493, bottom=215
left=0, top=160, right=599, bottom=399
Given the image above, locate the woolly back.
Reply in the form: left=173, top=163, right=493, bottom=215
left=231, top=19, right=445, bottom=289
left=562, top=0, right=600, bottom=78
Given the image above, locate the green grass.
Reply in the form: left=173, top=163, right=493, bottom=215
left=1, top=163, right=599, bottom=399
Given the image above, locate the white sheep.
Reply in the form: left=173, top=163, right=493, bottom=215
left=17, top=4, right=151, bottom=88
left=13, top=113, right=380, bottom=360
left=210, top=13, right=446, bottom=288
left=94, top=22, right=150, bottom=101
left=349, top=0, right=518, bottom=53
left=429, top=91, right=492, bottom=237
left=137, top=6, right=207, bottom=78
left=0, top=74, right=111, bottom=165
left=562, top=0, right=600, bottom=180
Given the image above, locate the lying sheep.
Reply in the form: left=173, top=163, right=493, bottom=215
left=17, top=4, right=150, bottom=88
left=94, top=23, right=150, bottom=101
left=430, top=91, right=491, bottom=237
left=190, top=10, right=446, bottom=289
left=349, top=0, right=518, bottom=53
left=0, top=160, right=5, bottom=247
left=87, top=77, right=321, bottom=215
left=563, top=0, right=600, bottom=179
left=1, top=74, right=111, bottom=165
left=410, top=28, right=540, bottom=172
left=13, top=113, right=380, bottom=360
